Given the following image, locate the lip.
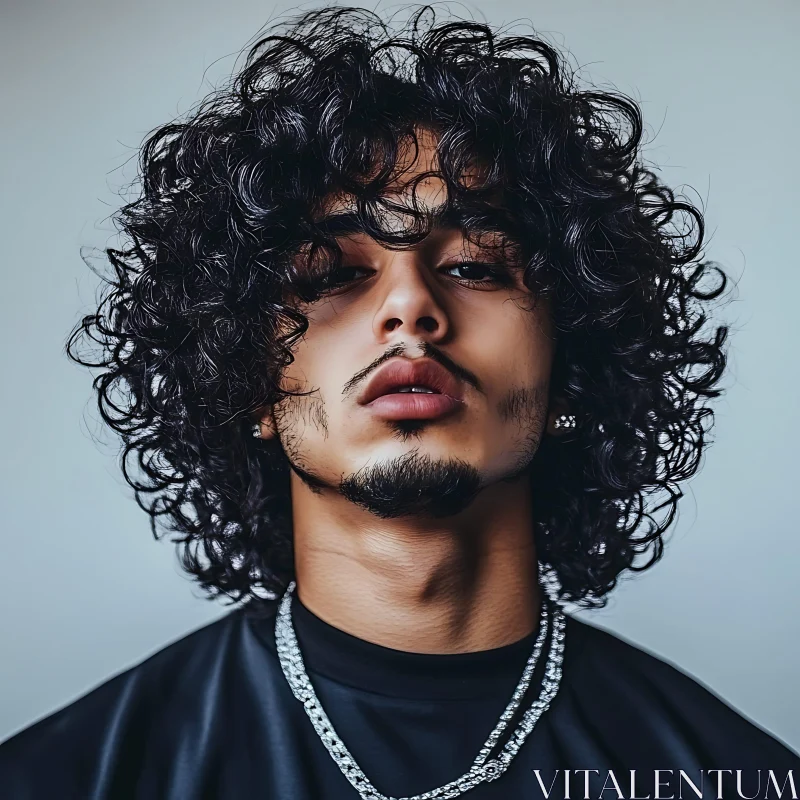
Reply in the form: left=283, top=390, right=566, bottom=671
left=357, top=357, right=465, bottom=420
left=364, top=392, right=463, bottom=421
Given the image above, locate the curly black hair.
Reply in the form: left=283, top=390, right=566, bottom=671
left=66, top=5, right=730, bottom=609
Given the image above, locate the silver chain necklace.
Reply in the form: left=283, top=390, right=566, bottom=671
left=274, top=572, right=567, bottom=800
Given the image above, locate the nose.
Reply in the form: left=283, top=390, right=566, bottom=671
left=372, top=253, right=450, bottom=344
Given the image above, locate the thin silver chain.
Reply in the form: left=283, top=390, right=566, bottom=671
left=274, top=572, right=567, bottom=800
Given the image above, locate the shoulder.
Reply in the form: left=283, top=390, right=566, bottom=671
left=559, top=613, right=800, bottom=767
left=0, top=603, right=277, bottom=799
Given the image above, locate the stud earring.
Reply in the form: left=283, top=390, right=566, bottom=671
left=251, top=422, right=262, bottom=438
left=553, top=414, right=577, bottom=430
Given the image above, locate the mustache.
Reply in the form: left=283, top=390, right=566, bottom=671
left=341, top=341, right=483, bottom=399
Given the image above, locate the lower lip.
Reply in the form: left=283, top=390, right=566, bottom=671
left=364, top=393, right=463, bottom=420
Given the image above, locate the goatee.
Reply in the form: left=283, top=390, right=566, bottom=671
left=339, top=450, right=482, bottom=518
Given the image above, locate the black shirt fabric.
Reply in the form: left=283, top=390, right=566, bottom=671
left=1, top=596, right=798, bottom=799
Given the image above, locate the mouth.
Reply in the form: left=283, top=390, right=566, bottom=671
left=363, top=391, right=462, bottom=421
left=357, top=358, right=465, bottom=421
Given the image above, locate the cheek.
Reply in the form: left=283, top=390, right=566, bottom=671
left=280, top=307, right=345, bottom=388
left=471, top=303, right=554, bottom=389
left=277, top=319, right=357, bottom=428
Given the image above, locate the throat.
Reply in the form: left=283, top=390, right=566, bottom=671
left=290, top=463, right=541, bottom=655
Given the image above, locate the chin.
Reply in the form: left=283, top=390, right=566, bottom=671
left=378, top=430, right=478, bottom=463
left=338, top=448, right=484, bottom=519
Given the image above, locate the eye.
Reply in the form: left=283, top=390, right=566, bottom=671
left=440, top=261, right=515, bottom=287
left=312, top=265, right=373, bottom=295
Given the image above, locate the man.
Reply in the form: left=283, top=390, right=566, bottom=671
left=1, top=6, right=797, bottom=799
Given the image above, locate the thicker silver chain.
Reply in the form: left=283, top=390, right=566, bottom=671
left=274, top=575, right=567, bottom=800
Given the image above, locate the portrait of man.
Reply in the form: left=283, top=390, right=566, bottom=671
left=0, top=4, right=798, bottom=799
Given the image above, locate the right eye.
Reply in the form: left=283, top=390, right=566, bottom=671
left=313, top=266, right=373, bottom=294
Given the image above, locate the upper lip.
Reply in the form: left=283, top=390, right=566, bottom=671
left=357, top=358, right=465, bottom=405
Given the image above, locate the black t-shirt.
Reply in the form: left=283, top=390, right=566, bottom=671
left=1, top=596, right=798, bottom=799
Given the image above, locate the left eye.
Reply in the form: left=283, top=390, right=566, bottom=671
left=441, top=262, right=510, bottom=285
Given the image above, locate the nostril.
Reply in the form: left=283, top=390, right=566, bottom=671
left=418, top=316, right=438, bottom=333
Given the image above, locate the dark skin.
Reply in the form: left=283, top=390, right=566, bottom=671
left=255, top=129, right=572, bottom=653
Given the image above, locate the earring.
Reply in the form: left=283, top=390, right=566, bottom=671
left=251, top=422, right=262, bottom=438
left=553, top=414, right=577, bottom=430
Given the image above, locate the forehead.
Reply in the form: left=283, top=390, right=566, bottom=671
left=312, top=214, right=514, bottom=261
left=316, top=125, right=489, bottom=231
left=301, top=125, right=521, bottom=262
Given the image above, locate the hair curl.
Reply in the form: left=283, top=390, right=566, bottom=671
left=67, top=5, right=730, bottom=609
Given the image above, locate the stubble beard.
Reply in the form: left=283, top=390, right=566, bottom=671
left=275, top=382, right=547, bottom=520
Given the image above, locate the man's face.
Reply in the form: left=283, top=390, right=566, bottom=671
left=264, top=131, right=557, bottom=516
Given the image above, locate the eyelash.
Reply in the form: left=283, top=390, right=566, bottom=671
left=312, top=262, right=515, bottom=295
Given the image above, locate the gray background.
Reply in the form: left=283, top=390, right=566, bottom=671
left=1, top=0, right=798, bottom=750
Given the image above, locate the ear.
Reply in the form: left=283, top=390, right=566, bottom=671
left=252, top=405, right=278, bottom=440
left=545, top=397, right=572, bottom=437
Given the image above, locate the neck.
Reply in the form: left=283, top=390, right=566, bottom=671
left=290, top=473, right=541, bottom=654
